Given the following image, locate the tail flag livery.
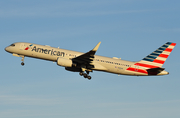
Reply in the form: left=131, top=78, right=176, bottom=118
left=127, top=42, right=176, bottom=75
left=138, top=42, right=176, bottom=68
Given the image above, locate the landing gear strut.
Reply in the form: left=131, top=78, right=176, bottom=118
left=21, top=56, right=25, bottom=66
left=79, top=72, right=92, bottom=80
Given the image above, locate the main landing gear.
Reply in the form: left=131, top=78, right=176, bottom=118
left=79, top=72, right=92, bottom=80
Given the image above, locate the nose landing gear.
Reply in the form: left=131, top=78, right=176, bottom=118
left=21, top=56, right=25, bottom=66
left=21, top=62, right=25, bottom=66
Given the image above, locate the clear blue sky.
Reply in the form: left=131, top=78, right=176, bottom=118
left=1, top=0, right=180, bottom=118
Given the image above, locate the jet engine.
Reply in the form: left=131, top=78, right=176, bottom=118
left=57, top=57, right=73, bottom=67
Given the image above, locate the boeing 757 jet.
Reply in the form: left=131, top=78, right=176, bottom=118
left=5, top=42, right=176, bottom=80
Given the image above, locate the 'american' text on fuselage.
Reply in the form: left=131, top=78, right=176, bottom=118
left=31, top=46, right=65, bottom=57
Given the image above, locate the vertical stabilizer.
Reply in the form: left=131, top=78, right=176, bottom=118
left=137, top=42, right=176, bottom=68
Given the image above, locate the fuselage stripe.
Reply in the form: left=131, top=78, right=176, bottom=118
left=127, top=67, right=148, bottom=74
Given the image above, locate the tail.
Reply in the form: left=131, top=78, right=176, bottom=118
left=137, top=42, right=176, bottom=68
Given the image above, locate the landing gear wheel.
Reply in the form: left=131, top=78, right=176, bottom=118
left=21, top=62, right=25, bottom=66
left=83, top=74, right=88, bottom=78
left=87, top=76, right=91, bottom=80
left=79, top=72, right=83, bottom=76
left=79, top=70, right=92, bottom=80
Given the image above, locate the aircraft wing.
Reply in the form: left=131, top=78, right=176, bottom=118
left=72, top=42, right=101, bottom=65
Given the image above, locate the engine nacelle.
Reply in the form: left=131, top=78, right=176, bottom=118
left=57, top=57, right=73, bottom=67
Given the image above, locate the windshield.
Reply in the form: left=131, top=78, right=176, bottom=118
left=10, top=44, right=15, bottom=46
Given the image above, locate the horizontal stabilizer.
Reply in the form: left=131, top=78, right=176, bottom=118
left=147, top=67, right=165, bottom=75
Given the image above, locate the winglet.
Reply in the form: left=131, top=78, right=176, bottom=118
left=92, top=42, right=101, bottom=51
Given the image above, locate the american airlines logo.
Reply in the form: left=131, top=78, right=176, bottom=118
left=31, top=46, right=65, bottom=57
left=25, top=44, right=33, bottom=50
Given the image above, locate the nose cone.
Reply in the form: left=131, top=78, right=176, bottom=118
left=5, top=46, right=10, bottom=53
left=5, top=47, right=8, bottom=52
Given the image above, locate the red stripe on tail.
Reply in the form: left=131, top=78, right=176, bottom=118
left=158, top=54, right=169, bottom=58
left=171, top=43, right=176, bottom=46
left=153, top=59, right=165, bottom=64
left=164, top=48, right=173, bottom=52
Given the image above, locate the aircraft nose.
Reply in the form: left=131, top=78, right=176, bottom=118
left=5, top=47, right=9, bottom=52
left=5, top=47, right=7, bottom=51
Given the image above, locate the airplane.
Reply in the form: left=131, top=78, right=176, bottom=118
left=5, top=42, right=176, bottom=80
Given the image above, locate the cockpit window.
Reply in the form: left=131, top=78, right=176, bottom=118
left=10, top=44, right=15, bottom=46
